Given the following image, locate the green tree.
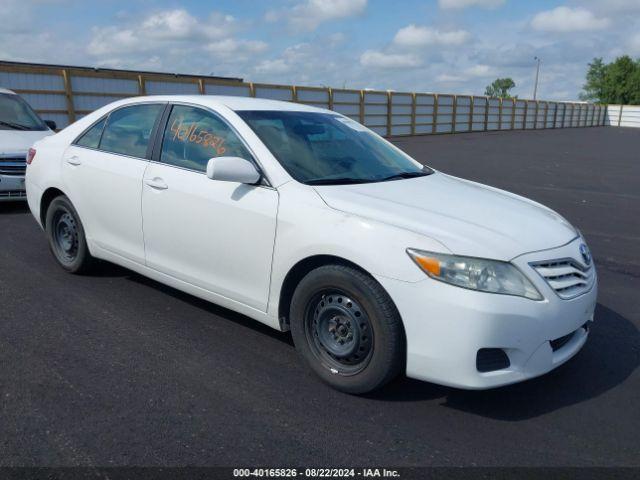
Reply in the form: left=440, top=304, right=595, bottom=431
left=581, top=56, right=640, bottom=104
left=484, top=78, right=516, bottom=99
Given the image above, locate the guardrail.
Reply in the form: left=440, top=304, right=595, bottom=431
left=606, top=105, right=640, bottom=128
left=1, top=60, right=607, bottom=135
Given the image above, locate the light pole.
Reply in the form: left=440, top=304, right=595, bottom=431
left=533, top=56, right=541, bottom=100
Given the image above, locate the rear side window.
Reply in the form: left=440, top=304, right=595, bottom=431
left=75, top=117, right=106, bottom=149
left=99, top=104, right=163, bottom=158
left=160, top=105, right=252, bottom=172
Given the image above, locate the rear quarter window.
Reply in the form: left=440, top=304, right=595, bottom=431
left=75, top=117, right=106, bottom=149
left=99, top=104, right=163, bottom=158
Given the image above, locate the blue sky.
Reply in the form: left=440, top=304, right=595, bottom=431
left=1, top=0, right=639, bottom=100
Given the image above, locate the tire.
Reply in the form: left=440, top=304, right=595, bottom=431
left=45, top=195, right=95, bottom=274
left=290, top=264, right=404, bottom=394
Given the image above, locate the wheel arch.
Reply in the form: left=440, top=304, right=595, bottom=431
left=40, top=186, right=67, bottom=227
left=277, top=254, right=402, bottom=333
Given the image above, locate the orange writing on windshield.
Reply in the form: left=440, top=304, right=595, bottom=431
left=170, top=118, right=226, bottom=155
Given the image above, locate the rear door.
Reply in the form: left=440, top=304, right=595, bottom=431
left=141, top=103, right=278, bottom=311
left=62, top=103, right=165, bottom=264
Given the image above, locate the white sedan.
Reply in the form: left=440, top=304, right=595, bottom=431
left=25, top=96, right=597, bottom=393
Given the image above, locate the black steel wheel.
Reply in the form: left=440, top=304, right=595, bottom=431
left=290, top=264, right=405, bottom=394
left=305, top=290, right=374, bottom=375
left=45, top=195, right=95, bottom=274
left=52, top=209, right=79, bottom=263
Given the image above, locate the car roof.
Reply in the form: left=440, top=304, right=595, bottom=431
left=121, top=95, right=330, bottom=114
left=0, top=87, right=16, bottom=95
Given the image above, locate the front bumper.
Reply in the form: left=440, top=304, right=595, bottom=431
left=377, top=237, right=597, bottom=389
left=0, top=174, right=27, bottom=201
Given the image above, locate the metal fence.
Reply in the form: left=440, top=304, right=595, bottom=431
left=606, top=104, right=640, bottom=128
left=0, top=60, right=607, bottom=135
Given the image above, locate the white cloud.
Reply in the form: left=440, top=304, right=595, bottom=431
left=268, top=0, right=367, bottom=31
left=531, top=7, right=610, bottom=33
left=204, top=39, right=268, bottom=57
left=438, top=0, right=505, bottom=9
left=360, top=50, right=422, bottom=69
left=629, top=33, right=640, bottom=55
left=436, top=73, right=465, bottom=82
left=87, top=9, right=239, bottom=56
left=464, top=64, right=493, bottom=77
left=393, top=25, right=471, bottom=47
left=255, top=59, right=291, bottom=75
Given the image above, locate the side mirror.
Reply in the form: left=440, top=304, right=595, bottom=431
left=206, top=157, right=261, bottom=185
left=44, top=120, right=57, bottom=131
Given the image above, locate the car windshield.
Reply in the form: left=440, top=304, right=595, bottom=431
left=0, top=93, right=47, bottom=131
left=236, top=110, right=432, bottom=185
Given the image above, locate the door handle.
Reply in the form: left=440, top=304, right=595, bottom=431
left=66, top=155, right=81, bottom=166
left=145, top=178, right=168, bottom=190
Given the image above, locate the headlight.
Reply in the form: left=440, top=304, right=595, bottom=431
left=406, top=248, right=542, bottom=300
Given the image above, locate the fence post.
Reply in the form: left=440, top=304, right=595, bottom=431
left=570, top=103, right=576, bottom=127
left=291, top=85, right=298, bottom=103
left=411, top=93, right=417, bottom=136
left=249, top=82, right=256, bottom=97
left=468, top=96, right=474, bottom=132
left=432, top=94, right=439, bottom=134
left=328, top=87, right=334, bottom=111
left=387, top=91, right=393, bottom=137
left=198, top=78, right=205, bottom=94
left=359, top=90, right=365, bottom=125
left=618, top=105, right=623, bottom=127
left=552, top=102, right=558, bottom=128
left=61, top=69, right=76, bottom=124
left=498, top=98, right=503, bottom=130
left=533, top=101, right=539, bottom=129
left=510, top=99, right=516, bottom=130
left=543, top=102, right=549, bottom=129
left=137, top=75, right=146, bottom=95
left=483, top=97, right=489, bottom=131
left=523, top=101, right=528, bottom=129
left=451, top=95, right=458, bottom=133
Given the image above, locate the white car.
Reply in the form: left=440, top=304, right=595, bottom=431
left=0, top=88, right=55, bottom=201
left=25, top=96, right=597, bottom=393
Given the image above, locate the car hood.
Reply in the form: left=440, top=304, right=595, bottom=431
left=313, top=172, right=577, bottom=260
left=0, top=129, right=53, bottom=155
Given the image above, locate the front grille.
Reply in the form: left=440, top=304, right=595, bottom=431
left=0, top=190, right=26, bottom=198
left=0, top=156, right=26, bottom=176
left=476, top=348, right=510, bottom=372
left=530, top=258, right=595, bottom=300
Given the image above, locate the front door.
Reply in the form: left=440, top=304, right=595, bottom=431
left=142, top=104, right=278, bottom=312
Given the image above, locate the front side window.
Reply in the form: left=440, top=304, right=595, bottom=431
left=237, top=111, right=431, bottom=185
left=0, top=93, right=47, bottom=131
left=75, top=117, right=106, bottom=149
left=160, top=105, right=252, bottom=172
left=99, top=104, right=163, bottom=158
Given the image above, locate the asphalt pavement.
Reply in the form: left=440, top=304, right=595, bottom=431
left=0, top=126, right=638, bottom=467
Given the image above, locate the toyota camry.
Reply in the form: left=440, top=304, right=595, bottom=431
left=25, top=96, right=597, bottom=393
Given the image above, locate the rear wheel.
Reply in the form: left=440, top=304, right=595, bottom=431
left=45, top=195, right=95, bottom=274
left=290, top=264, right=404, bottom=394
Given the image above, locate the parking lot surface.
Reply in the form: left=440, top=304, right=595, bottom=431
left=0, top=126, right=638, bottom=467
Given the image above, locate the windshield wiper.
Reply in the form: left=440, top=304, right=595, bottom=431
left=0, top=120, right=30, bottom=131
left=379, top=170, right=431, bottom=182
left=306, top=177, right=374, bottom=185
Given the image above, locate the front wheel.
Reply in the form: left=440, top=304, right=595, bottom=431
left=290, top=264, right=404, bottom=394
left=45, top=195, right=95, bottom=274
